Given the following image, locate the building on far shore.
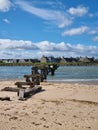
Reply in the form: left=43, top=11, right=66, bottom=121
left=40, top=56, right=61, bottom=63
left=40, top=56, right=49, bottom=63
left=79, top=56, right=94, bottom=63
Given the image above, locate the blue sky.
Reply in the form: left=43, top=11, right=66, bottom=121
left=0, top=0, right=98, bottom=59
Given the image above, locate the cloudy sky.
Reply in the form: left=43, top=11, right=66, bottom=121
left=0, top=0, right=98, bottom=59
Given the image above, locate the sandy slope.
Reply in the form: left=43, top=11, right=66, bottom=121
left=0, top=80, right=98, bottom=130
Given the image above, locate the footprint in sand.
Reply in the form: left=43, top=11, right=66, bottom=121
left=32, top=111, right=39, bottom=115
left=54, top=121, right=62, bottom=126
left=40, top=117, right=46, bottom=121
left=52, top=111, right=55, bottom=116
left=5, top=114, right=11, bottom=117
left=9, top=116, right=18, bottom=121
left=44, top=112, right=48, bottom=115
left=13, top=111, right=18, bottom=114
left=31, top=122, right=41, bottom=126
left=4, top=108, right=11, bottom=111
left=11, top=127, right=17, bottom=130
left=43, top=125, right=49, bottom=128
left=86, top=126, right=91, bottom=129
left=73, top=115, right=78, bottom=118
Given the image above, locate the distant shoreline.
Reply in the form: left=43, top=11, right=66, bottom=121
left=0, top=62, right=98, bottom=66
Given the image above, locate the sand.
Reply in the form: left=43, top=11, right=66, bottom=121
left=0, top=80, right=98, bottom=130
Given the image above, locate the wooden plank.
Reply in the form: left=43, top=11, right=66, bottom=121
left=18, top=86, right=42, bottom=99
left=24, top=74, right=40, bottom=78
left=15, top=82, right=34, bottom=88
left=0, top=97, right=10, bottom=101
left=15, top=82, right=34, bottom=85
left=1, top=87, right=19, bottom=92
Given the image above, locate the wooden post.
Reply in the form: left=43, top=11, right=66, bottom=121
left=50, top=65, right=54, bottom=75
left=47, top=64, right=59, bottom=76
left=40, top=69, right=44, bottom=82
left=19, top=89, right=25, bottom=100
left=35, top=75, right=40, bottom=85
left=1, top=87, right=19, bottom=92
left=40, top=66, right=47, bottom=82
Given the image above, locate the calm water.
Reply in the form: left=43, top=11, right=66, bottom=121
left=48, top=66, right=98, bottom=82
left=0, top=66, right=31, bottom=81
left=0, top=66, right=98, bottom=82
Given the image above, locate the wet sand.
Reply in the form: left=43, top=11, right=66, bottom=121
left=0, top=80, right=98, bottom=130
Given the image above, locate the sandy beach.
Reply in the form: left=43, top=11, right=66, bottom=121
left=0, top=80, right=98, bottom=130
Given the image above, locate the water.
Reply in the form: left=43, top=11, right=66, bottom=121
left=47, top=66, right=98, bottom=82
left=0, top=66, right=32, bottom=81
left=0, top=66, right=98, bottom=82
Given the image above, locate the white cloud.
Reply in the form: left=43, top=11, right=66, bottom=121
left=62, top=26, right=89, bottom=36
left=15, top=0, right=72, bottom=28
left=67, top=5, right=88, bottom=17
left=93, top=36, right=98, bottom=42
left=0, top=39, right=37, bottom=50
left=3, top=18, right=10, bottom=24
left=36, top=41, right=55, bottom=51
left=89, top=30, right=97, bottom=35
left=36, top=41, right=71, bottom=51
left=0, top=39, right=98, bottom=58
left=0, top=0, right=11, bottom=12
left=89, top=28, right=98, bottom=35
